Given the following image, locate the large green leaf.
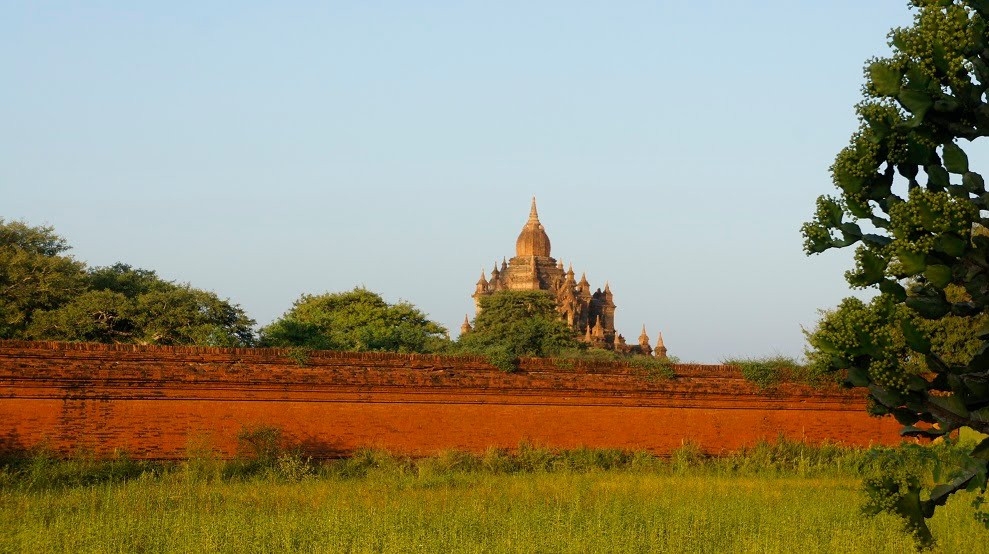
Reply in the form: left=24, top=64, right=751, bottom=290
left=892, top=407, right=920, bottom=425
left=925, top=264, right=952, bottom=288
left=898, top=88, right=934, bottom=119
left=943, top=143, right=969, bottom=174
left=934, top=234, right=967, bottom=257
left=845, top=365, right=870, bottom=387
left=901, top=318, right=932, bottom=354
left=926, top=393, right=970, bottom=419
left=869, top=62, right=903, bottom=96
left=964, top=171, right=985, bottom=193
left=870, top=384, right=904, bottom=408
left=906, top=294, right=951, bottom=319
left=858, top=250, right=887, bottom=284
left=898, top=250, right=927, bottom=274
left=925, top=164, right=950, bottom=190
left=834, top=169, right=864, bottom=194
left=839, top=222, right=862, bottom=239
left=880, top=279, right=907, bottom=302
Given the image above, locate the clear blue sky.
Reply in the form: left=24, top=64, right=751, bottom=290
left=3, top=1, right=931, bottom=362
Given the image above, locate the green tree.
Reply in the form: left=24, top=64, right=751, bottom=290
left=801, top=0, right=989, bottom=543
left=807, top=285, right=989, bottom=379
left=457, top=290, right=579, bottom=367
left=0, top=219, right=87, bottom=338
left=26, top=263, right=256, bottom=346
left=259, top=288, right=448, bottom=353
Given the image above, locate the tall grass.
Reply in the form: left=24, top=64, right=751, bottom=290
left=722, top=354, right=828, bottom=387
left=0, top=440, right=985, bottom=552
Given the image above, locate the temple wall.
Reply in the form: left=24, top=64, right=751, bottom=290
left=0, top=341, right=904, bottom=459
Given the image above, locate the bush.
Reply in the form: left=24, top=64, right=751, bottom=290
left=722, top=355, right=824, bottom=388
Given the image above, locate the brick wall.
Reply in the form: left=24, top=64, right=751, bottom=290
left=0, top=341, right=904, bottom=459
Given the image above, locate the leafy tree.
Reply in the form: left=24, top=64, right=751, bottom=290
left=801, top=0, right=989, bottom=543
left=0, top=219, right=86, bottom=338
left=457, top=290, right=580, bottom=368
left=259, top=288, right=448, bottom=353
left=807, top=286, right=989, bottom=378
left=27, top=263, right=256, bottom=346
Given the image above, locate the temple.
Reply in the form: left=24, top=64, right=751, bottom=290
left=466, top=198, right=666, bottom=357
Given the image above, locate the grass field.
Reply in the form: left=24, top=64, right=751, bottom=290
left=1, top=442, right=986, bottom=553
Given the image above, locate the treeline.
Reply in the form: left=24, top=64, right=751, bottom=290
left=0, top=219, right=589, bottom=361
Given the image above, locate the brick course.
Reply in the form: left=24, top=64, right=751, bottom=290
left=0, top=341, right=904, bottom=459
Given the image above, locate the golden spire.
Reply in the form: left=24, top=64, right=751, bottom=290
left=516, top=197, right=551, bottom=257
left=654, top=331, right=668, bottom=360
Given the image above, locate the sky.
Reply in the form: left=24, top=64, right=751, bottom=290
left=1, top=1, right=936, bottom=362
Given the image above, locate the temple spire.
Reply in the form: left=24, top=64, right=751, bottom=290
left=460, top=315, right=472, bottom=335
left=654, top=331, right=668, bottom=360
left=529, top=196, right=539, bottom=221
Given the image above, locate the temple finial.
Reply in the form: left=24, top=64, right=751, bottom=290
left=529, top=196, right=539, bottom=221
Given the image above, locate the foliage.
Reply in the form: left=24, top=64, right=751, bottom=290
left=232, top=424, right=312, bottom=481
left=259, top=288, right=448, bottom=354
left=806, top=286, right=989, bottom=379
left=800, top=0, right=989, bottom=543
left=722, top=355, right=824, bottom=388
left=554, top=347, right=677, bottom=379
left=0, top=219, right=254, bottom=346
left=25, top=263, right=255, bottom=346
left=456, top=290, right=580, bottom=370
left=0, top=219, right=86, bottom=338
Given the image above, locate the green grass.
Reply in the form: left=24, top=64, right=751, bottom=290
left=722, top=354, right=827, bottom=387
left=1, top=442, right=986, bottom=553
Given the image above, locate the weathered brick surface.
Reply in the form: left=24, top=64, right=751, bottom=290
left=0, top=341, right=904, bottom=459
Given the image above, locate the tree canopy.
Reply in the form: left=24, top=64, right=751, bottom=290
left=801, top=0, right=989, bottom=543
left=0, top=219, right=86, bottom=338
left=0, top=219, right=255, bottom=346
left=457, top=290, right=579, bottom=362
left=26, top=263, right=256, bottom=346
left=259, top=288, right=448, bottom=353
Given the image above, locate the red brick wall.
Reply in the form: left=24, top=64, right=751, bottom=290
left=0, top=341, right=904, bottom=459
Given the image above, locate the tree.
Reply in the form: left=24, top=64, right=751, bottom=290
left=0, top=219, right=86, bottom=338
left=806, top=285, right=989, bottom=379
left=457, top=290, right=579, bottom=365
left=259, top=288, right=448, bottom=353
left=801, top=0, right=989, bottom=543
left=27, top=263, right=256, bottom=346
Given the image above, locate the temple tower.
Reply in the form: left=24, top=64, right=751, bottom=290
left=467, top=198, right=663, bottom=352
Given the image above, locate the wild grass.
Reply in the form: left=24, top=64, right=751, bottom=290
left=722, top=354, right=829, bottom=387
left=0, top=440, right=986, bottom=553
